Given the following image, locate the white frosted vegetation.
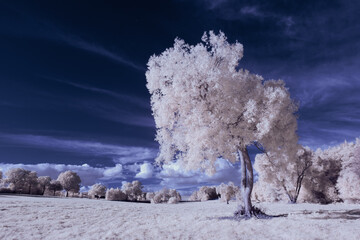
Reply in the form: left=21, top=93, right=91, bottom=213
left=336, top=140, right=360, bottom=203
left=146, top=31, right=298, bottom=217
left=105, top=188, right=127, bottom=201
left=57, top=170, right=81, bottom=197
left=216, top=182, right=240, bottom=204
left=88, top=183, right=107, bottom=198
left=148, top=188, right=181, bottom=204
left=189, top=186, right=218, bottom=202
left=121, top=180, right=145, bottom=201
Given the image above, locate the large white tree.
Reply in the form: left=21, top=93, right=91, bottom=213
left=57, top=171, right=81, bottom=197
left=146, top=31, right=298, bottom=217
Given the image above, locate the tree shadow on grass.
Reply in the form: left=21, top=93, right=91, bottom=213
left=309, top=209, right=360, bottom=220
left=214, top=206, right=288, bottom=221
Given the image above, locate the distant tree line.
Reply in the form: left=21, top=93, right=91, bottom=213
left=0, top=169, right=182, bottom=204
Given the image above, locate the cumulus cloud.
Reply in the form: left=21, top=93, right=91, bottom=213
left=0, top=134, right=157, bottom=164
left=157, top=159, right=242, bottom=190
left=0, top=163, right=124, bottom=186
left=135, top=162, right=154, bottom=179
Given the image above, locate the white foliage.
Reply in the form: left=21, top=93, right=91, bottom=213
left=105, top=188, right=127, bottom=201
left=216, top=182, right=240, bottom=203
left=253, top=146, right=312, bottom=203
left=146, top=30, right=298, bottom=175
left=4, top=168, right=38, bottom=194
left=150, top=188, right=181, bottom=204
left=48, top=180, right=63, bottom=196
left=121, top=180, right=144, bottom=201
left=89, top=183, right=107, bottom=198
left=37, top=176, right=51, bottom=195
left=57, top=170, right=81, bottom=196
left=189, top=186, right=218, bottom=202
left=336, top=140, right=360, bottom=203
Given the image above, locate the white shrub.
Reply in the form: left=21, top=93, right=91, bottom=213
left=216, top=182, right=240, bottom=204
left=89, top=183, right=107, bottom=198
left=121, top=180, right=143, bottom=201
left=189, top=186, right=218, bottom=201
left=105, top=188, right=127, bottom=201
left=336, top=141, right=360, bottom=203
left=151, top=188, right=181, bottom=204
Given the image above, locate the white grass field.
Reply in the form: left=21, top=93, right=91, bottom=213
left=1, top=194, right=360, bottom=240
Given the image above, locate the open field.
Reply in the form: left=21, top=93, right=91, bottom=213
left=0, top=195, right=360, bottom=240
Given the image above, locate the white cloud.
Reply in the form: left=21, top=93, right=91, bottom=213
left=135, top=162, right=154, bottom=179
left=0, top=163, right=124, bottom=186
left=157, top=159, right=242, bottom=190
left=59, top=35, right=145, bottom=71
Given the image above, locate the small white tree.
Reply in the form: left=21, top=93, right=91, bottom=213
left=335, top=140, right=360, bottom=203
left=121, top=180, right=143, bottom=201
left=150, top=188, right=181, bottom=204
left=253, top=146, right=313, bottom=203
left=216, top=182, right=240, bottom=204
left=37, top=176, right=51, bottom=195
left=146, top=192, right=155, bottom=201
left=105, top=188, right=127, bottom=201
left=189, top=186, right=218, bottom=202
left=57, top=171, right=81, bottom=197
left=298, top=144, right=346, bottom=204
left=48, top=180, right=63, bottom=196
left=146, top=31, right=298, bottom=217
left=89, top=183, right=107, bottom=199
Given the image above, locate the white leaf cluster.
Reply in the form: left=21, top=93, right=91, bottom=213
left=57, top=170, right=81, bottom=195
left=88, top=183, right=107, bottom=198
left=146, top=31, right=298, bottom=175
left=337, top=141, right=360, bottom=203
left=121, top=180, right=145, bottom=201
left=105, top=188, right=127, bottom=201
left=148, top=188, right=181, bottom=204
left=254, top=139, right=360, bottom=204
left=216, top=182, right=240, bottom=203
left=189, top=186, right=218, bottom=202
left=253, top=146, right=312, bottom=203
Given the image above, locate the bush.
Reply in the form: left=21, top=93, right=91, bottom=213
left=106, top=188, right=127, bottom=201
left=150, top=188, right=181, bottom=204
left=189, top=186, right=218, bottom=201
left=89, top=183, right=107, bottom=199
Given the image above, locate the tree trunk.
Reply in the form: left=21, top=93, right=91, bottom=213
left=239, top=147, right=253, bottom=217
left=53, top=190, right=56, bottom=196
left=66, top=191, right=68, bottom=197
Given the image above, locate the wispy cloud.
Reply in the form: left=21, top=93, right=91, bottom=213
left=0, top=134, right=157, bottom=164
left=59, top=35, right=146, bottom=71
left=77, top=100, right=155, bottom=128
left=44, top=76, right=150, bottom=109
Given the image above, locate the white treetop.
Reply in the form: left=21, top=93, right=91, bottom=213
left=146, top=31, right=298, bottom=217
left=146, top=31, right=297, bottom=173
left=57, top=170, right=81, bottom=196
left=89, top=183, right=107, bottom=198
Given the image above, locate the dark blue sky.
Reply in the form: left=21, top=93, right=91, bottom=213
left=0, top=0, right=359, bottom=192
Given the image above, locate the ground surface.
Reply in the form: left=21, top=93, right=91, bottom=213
left=1, top=195, right=360, bottom=240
